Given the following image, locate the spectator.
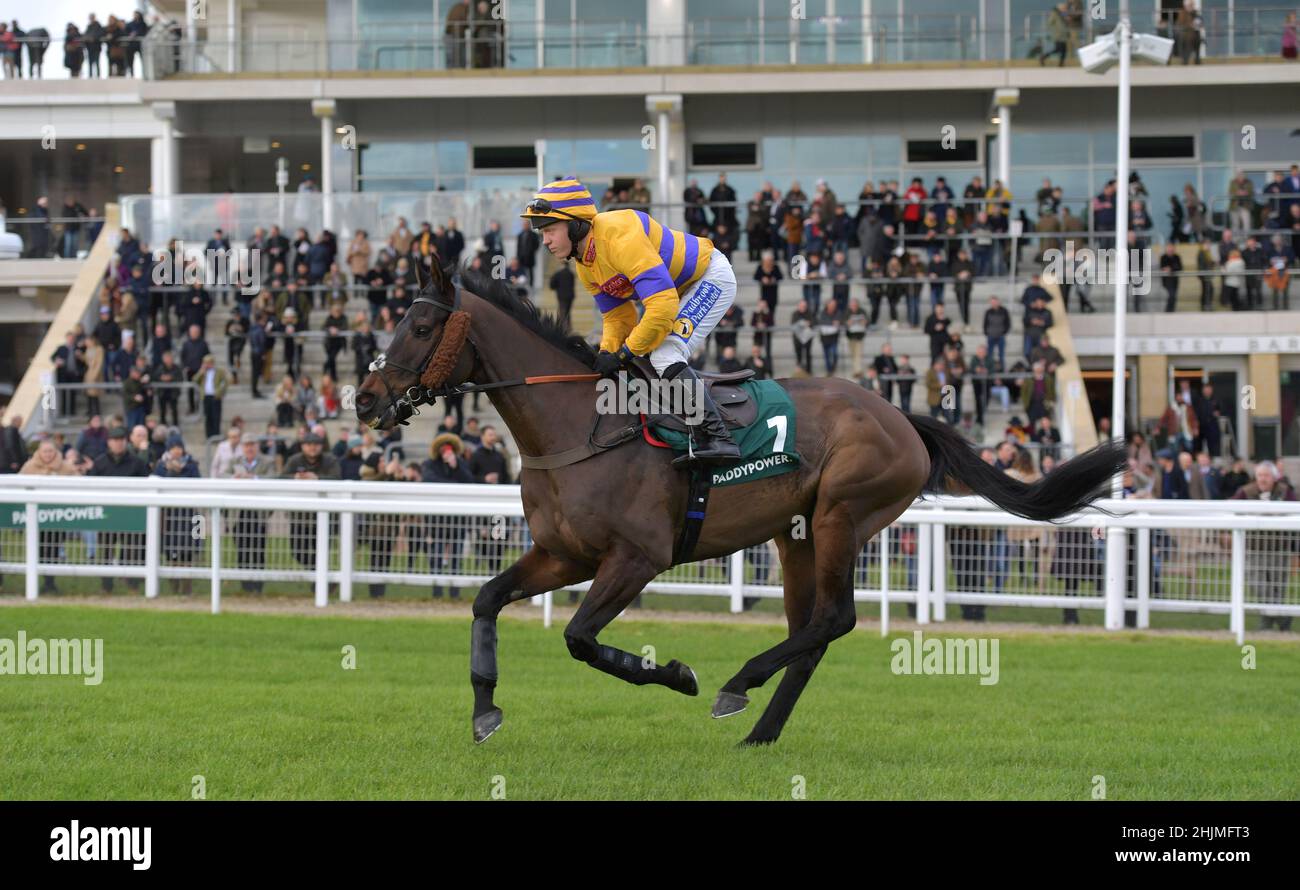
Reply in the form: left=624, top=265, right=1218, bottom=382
left=0, top=415, right=26, bottom=474
left=1184, top=385, right=1218, bottom=458
left=1029, top=333, right=1064, bottom=374
left=816, top=298, right=844, bottom=375
left=922, top=302, right=951, bottom=362
left=51, top=330, right=85, bottom=417
left=192, top=354, right=228, bottom=440
left=753, top=251, right=783, bottom=315
left=1230, top=461, right=1296, bottom=630
left=969, top=343, right=991, bottom=430
left=895, top=354, right=916, bottom=413
left=1023, top=294, right=1053, bottom=358
left=87, top=426, right=148, bottom=592
left=1221, top=249, right=1246, bottom=310
left=1021, top=360, right=1056, bottom=425
left=750, top=298, right=774, bottom=367
left=982, top=295, right=1010, bottom=370
left=422, top=432, right=474, bottom=599
left=281, top=432, right=342, bottom=588
left=1031, top=415, right=1062, bottom=461
left=925, top=357, right=949, bottom=422
left=1284, top=12, right=1298, bottom=61
left=743, top=344, right=770, bottom=380
left=709, top=173, right=737, bottom=231
left=790, top=299, right=815, bottom=375
left=844, top=298, right=868, bottom=376
left=225, top=433, right=275, bottom=592
left=1158, top=243, right=1183, bottom=312
left=19, top=438, right=79, bottom=592
left=713, top=303, right=743, bottom=362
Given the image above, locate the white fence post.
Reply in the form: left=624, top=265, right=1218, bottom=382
left=210, top=506, right=222, bottom=615
left=543, top=590, right=553, bottom=628
left=145, top=506, right=161, bottom=599
left=729, top=549, right=745, bottom=613
left=1104, top=527, right=1127, bottom=630
left=879, top=526, right=890, bottom=637
left=25, top=502, right=38, bottom=601
left=339, top=497, right=354, bottom=604
left=1230, top=529, right=1245, bottom=645
left=1136, top=527, right=1150, bottom=629
left=916, top=523, right=931, bottom=625
left=932, top=522, right=947, bottom=622
left=315, top=509, right=329, bottom=608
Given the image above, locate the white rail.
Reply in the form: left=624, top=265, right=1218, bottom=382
left=1, top=478, right=1297, bottom=645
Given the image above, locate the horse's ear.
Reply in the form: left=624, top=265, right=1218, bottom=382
left=412, top=258, right=428, bottom=294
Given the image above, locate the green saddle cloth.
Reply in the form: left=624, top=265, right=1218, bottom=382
left=652, top=379, right=801, bottom=487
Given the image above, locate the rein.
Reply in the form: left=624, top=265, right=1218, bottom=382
left=368, top=285, right=635, bottom=469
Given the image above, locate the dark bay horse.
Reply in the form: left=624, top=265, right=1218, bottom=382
left=356, top=263, right=1126, bottom=746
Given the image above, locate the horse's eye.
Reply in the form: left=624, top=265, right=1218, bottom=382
left=415, top=327, right=430, bottom=338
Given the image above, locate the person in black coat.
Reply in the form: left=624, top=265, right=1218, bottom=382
left=177, top=281, right=212, bottom=336
left=709, top=174, right=738, bottom=230
left=88, top=427, right=149, bottom=592
left=421, top=432, right=474, bottom=599
left=51, top=331, right=84, bottom=416
left=178, top=325, right=210, bottom=413
left=248, top=314, right=271, bottom=398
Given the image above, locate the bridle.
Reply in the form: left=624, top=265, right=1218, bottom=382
left=365, top=283, right=602, bottom=430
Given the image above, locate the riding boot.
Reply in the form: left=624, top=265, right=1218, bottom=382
left=665, top=363, right=740, bottom=467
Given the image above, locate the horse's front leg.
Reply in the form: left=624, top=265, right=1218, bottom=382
left=471, top=545, right=594, bottom=743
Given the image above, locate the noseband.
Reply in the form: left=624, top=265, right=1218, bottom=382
left=364, top=284, right=604, bottom=431
left=366, top=290, right=473, bottom=428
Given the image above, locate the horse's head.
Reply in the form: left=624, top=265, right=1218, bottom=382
left=355, top=259, right=476, bottom=431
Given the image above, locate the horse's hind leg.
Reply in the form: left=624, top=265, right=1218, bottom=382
left=742, top=533, right=828, bottom=746
left=714, top=500, right=861, bottom=721
left=470, top=545, right=594, bottom=743
left=562, top=547, right=699, bottom=696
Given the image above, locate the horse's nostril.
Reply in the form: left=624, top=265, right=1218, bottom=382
left=355, top=392, right=374, bottom=411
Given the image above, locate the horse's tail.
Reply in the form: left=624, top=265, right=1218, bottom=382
left=905, top=412, right=1127, bottom=521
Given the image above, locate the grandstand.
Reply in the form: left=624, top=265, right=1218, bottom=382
left=0, top=0, right=1298, bottom=608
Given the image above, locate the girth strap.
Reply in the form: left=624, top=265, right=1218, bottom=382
left=518, top=420, right=643, bottom=470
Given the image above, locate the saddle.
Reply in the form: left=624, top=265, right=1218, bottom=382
left=628, top=357, right=758, bottom=432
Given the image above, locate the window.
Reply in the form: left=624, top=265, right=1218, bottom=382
left=691, top=142, right=759, bottom=168
left=907, top=140, right=978, bottom=163
left=1129, top=136, right=1196, bottom=160
left=473, top=145, right=538, bottom=170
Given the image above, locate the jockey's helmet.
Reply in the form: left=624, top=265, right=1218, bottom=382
left=520, top=178, right=596, bottom=258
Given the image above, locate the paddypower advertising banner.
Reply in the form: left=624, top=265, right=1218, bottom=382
left=0, top=504, right=147, bottom=532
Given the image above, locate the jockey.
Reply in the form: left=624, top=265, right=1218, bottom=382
left=521, top=178, right=741, bottom=465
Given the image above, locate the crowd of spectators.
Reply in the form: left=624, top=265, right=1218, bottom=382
left=0, top=13, right=179, bottom=79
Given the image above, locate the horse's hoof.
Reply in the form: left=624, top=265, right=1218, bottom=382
left=473, top=708, right=503, bottom=744
left=740, top=734, right=777, bottom=747
left=665, top=660, right=699, bottom=696
left=711, top=690, right=749, bottom=719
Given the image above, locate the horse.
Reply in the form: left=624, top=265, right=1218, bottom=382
left=355, top=262, right=1126, bottom=746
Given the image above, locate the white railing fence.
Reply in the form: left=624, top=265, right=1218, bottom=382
left=1, top=477, right=1297, bottom=645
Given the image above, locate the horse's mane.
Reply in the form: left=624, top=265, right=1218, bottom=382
left=455, top=264, right=597, bottom=369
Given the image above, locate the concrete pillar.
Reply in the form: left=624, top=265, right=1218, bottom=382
left=646, top=0, right=686, bottom=66
left=312, top=99, right=338, bottom=231
left=152, top=102, right=179, bottom=197
left=645, top=94, right=683, bottom=230
left=992, top=89, right=1018, bottom=191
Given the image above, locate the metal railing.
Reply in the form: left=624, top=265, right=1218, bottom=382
left=2, top=477, right=1296, bottom=643
left=93, top=8, right=1297, bottom=78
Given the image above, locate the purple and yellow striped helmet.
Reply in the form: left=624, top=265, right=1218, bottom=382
left=520, top=179, right=598, bottom=229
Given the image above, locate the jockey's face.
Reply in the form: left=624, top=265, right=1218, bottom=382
left=540, top=222, right=572, bottom=258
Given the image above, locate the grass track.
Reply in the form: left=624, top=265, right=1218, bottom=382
left=1, top=605, right=1297, bottom=800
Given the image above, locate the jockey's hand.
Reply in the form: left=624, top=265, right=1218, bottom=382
left=594, top=346, right=633, bottom=378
